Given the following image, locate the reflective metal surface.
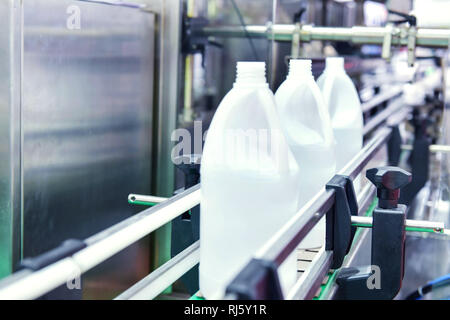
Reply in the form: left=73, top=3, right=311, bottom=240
left=0, top=0, right=158, bottom=299
left=151, top=0, right=182, bottom=274
left=0, top=0, right=22, bottom=278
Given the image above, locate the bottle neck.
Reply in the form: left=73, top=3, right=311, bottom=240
left=234, top=61, right=268, bottom=88
left=324, top=57, right=345, bottom=73
left=287, top=59, right=314, bottom=81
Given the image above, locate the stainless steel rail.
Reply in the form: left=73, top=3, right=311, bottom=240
left=351, top=216, right=445, bottom=232
left=0, top=185, right=201, bottom=299
left=128, top=194, right=168, bottom=205
left=115, top=241, right=200, bottom=300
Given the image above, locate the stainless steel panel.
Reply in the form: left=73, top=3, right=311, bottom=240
left=20, top=0, right=155, bottom=298
left=149, top=0, right=182, bottom=280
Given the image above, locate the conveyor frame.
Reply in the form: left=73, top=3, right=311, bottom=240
left=0, top=70, right=444, bottom=300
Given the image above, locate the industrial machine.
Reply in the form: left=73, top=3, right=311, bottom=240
left=0, top=0, right=449, bottom=300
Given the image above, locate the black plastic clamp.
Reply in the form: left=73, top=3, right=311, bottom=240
left=18, top=239, right=87, bottom=299
left=171, top=154, right=201, bottom=295
left=388, top=9, right=417, bottom=26
left=399, top=112, right=431, bottom=205
left=182, top=16, right=222, bottom=67
left=18, top=239, right=86, bottom=271
left=387, top=125, right=402, bottom=166
left=325, top=175, right=359, bottom=269
left=225, top=174, right=359, bottom=300
left=225, top=258, right=284, bottom=300
left=335, top=166, right=411, bottom=300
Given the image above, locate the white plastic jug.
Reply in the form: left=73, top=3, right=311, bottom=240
left=317, top=57, right=364, bottom=173
left=275, top=59, right=336, bottom=249
left=200, top=62, right=302, bottom=299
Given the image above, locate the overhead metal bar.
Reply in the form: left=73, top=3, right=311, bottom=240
left=199, top=24, right=450, bottom=48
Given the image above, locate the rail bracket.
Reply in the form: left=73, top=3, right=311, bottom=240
left=400, top=112, right=431, bottom=206
left=387, top=125, right=402, bottom=166
left=325, top=175, right=358, bottom=270
left=18, top=239, right=86, bottom=271
left=336, top=166, right=410, bottom=300
left=182, top=16, right=222, bottom=67
left=171, top=154, right=201, bottom=294
left=225, top=258, right=284, bottom=300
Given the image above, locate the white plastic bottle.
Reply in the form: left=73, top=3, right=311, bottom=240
left=317, top=57, right=364, bottom=174
left=200, top=62, right=302, bottom=299
left=275, top=59, right=336, bottom=249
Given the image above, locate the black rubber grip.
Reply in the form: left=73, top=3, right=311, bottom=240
left=18, top=239, right=87, bottom=271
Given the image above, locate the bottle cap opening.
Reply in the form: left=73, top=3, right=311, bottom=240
left=325, top=57, right=345, bottom=70
left=235, top=61, right=267, bottom=87
left=288, top=59, right=313, bottom=79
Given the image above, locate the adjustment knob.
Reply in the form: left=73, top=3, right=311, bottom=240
left=366, top=166, right=412, bottom=209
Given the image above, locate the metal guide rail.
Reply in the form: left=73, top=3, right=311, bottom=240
left=0, top=75, right=444, bottom=300
left=0, top=110, right=403, bottom=300
left=0, top=185, right=201, bottom=300
left=200, top=24, right=450, bottom=48
left=223, top=126, right=395, bottom=300
left=195, top=24, right=450, bottom=66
